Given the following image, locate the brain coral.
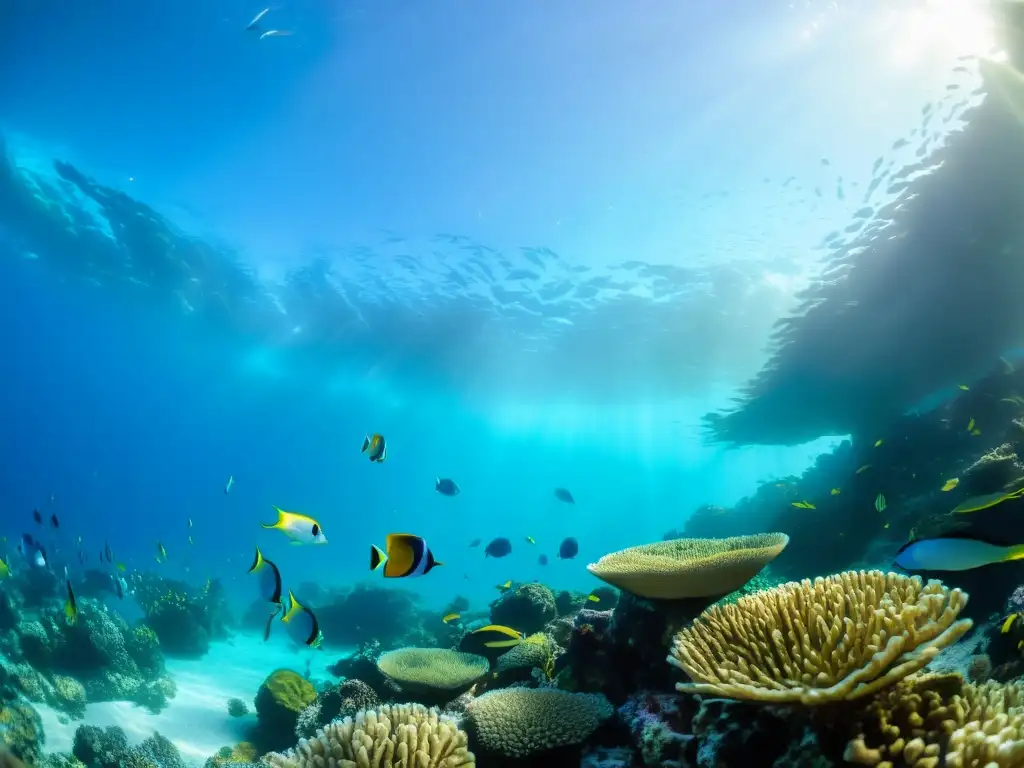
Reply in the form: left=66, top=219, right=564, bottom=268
left=377, top=648, right=488, bottom=691
left=465, top=688, right=613, bottom=757
left=264, top=703, right=474, bottom=767
left=587, top=533, right=789, bottom=599
left=490, top=583, right=557, bottom=635
left=670, top=570, right=972, bottom=704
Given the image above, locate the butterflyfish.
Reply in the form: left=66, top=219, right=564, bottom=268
left=895, top=533, right=1024, bottom=572
left=485, top=538, right=512, bottom=558
left=791, top=501, right=816, bottom=509
left=370, top=534, right=442, bottom=578
left=874, top=494, right=886, bottom=513
left=281, top=590, right=321, bottom=647
left=1002, top=613, right=1020, bottom=634
left=248, top=546, right=283, bottom=604
left=952, top=487, right=1024, bottom=514
left=361, top=433, right=387, bottom=463
left=941, top=478, right=960, bottom=492
left=262, top=506, right=328, bottom=545
left=442, top=613, right=461, bottom=624
left=64, top=579, right=78, bottom=625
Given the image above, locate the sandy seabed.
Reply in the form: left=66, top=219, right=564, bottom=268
left=35, top=632, right=348, bottom=767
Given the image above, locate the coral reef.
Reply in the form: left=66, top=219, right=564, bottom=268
left=294, top=679, right=380, bottom=740
left=226, top=697, right=249, bottom=717
left=254, top=669, right=318, bottom=752
left=265, top=704, right=474, bottom=767
left=490, top=583, right=557, bottom=635
left=314, top=583, right=436, bottom=650
left=0, top=696, right=44, bottom=764
left=71, top=725, right=185, bottom=768
left=130, top=574, right=230, bottom=658
left=377, top=648, right=488, bottom=706
left=203, top=742, right=258, bottom=767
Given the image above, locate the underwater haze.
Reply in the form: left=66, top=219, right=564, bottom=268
left=4, top=0, right=1024, bottom=766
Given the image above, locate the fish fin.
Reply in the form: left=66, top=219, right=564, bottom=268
left=361, top=435, right=369, bottom=452
left=281, top=590, right=302, bottom=621
left=1004, top=544, right=1024, bottom=562
left=370, top=544, right=387, bottom=571
left=248, top=546, right=263, bottom=574
left=261, top=506, right=286, bottom=529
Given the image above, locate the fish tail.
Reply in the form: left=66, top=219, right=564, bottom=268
left=370, top=544, right=387, bottom=571
left=281, top=590, right=301, bottom=621
left=261, top=506, right=286, bottom=529
left=248, top=546, right=264, bottom=574
left=1005, top=544, right=1024, bottom=562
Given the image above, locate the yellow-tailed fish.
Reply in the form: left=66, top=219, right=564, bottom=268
left=0, top=557, right=8, bottom=579
left=967, top=418, right=976, bottom=432
left=64, top=579, right=78, bottom=625
left=874, top=494, right=886, bottom=513
left=1002, top=613, right=1020, bottom=634
left=496, top=580, right=512, bottom=592
left=262, top=506, right=327, bottom=545
left=791, top=501, right=816, bottom=510
left=941, top=478, right=960, bottom=492
left=895, top=533, right=1024, bottom=571
left=587, top=594, right=601, bottom=603
left=830, top=488, right=841, bottom=496
left=442, top=613, right=461, bottom=624
left=953, top=487, right=1024, bottom=514
left=856, top=464, right=871, bottom=474
left=958, top=384, right=970, bottom=391
left=470, top=624, right=524, bottom=648
left=281, top=590, right=321, bottom=647
left=224, top=475, right=234, bottom=494
left=525, top=536, right=536, bottom=545
left=361, top=433, right=387, bottom=463
left=874, top=439, right=884, bottom=448
left=248, top=546, right=283, bottom=605
left=369, top=534, right=441, bottom=578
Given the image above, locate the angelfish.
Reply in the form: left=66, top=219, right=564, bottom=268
left=261, top=506, right=327, bottom=545
left=281, top=591, right=321, bottom=647
left=248, top=546, right=283, bottom=605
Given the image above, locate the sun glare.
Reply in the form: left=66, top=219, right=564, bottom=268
left=886, top=1, right=996, bottom=69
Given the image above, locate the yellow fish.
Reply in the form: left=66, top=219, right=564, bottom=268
left=115, top=562, right=126, bottom=572
left=941, top=478, right=960, bottom=492
left=261, top=506, right=327, bottom=545
left=1002, top=614, right=1020, bottom=634
left=874, top=439, right=884, bottom=448
left=967, top=418, right=976, bottom=432
left=953, top=488, right=1024, bottom=514
left=470, top=624, right=525, bottom=648
left=442, top=613, right=461, bottom=624
left=496, top=580, right=512, bottom=592
left=525, top=536, right=536, bottom=545
left=874, top=494, right=886, bottom=513
left=830, top=488, right=841, bottom=496
left=587, top=594, right=601, bottom=603
left=971, top=428, right=982, bottom=436
left=791, top=501, right=816, bottom=510
left=958, top=384, right=970, bottom=391
left=64, top=579, right=78, bottom=626
left=856, top=465, right=871, bottom=474
left=0, top=557, right=8, bottom=579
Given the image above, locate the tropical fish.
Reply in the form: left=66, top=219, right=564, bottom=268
left=156, top=542, right=167, bottom=563
left=874, top=439, right=884, bottom=448
left=496, top=580, right=512, bottom=592
left=470, top=624, right=524, bottom=649
left=525, top=536, right=536, bottom=545
left=958, top=384, right=970, bottom=391
left=370, top=534, right=443, bottom=578
left=468, top=539, right=481, bottom=548
left=952, top=488, right=1024, bottom=514
left=558, top=537, right=579, bottom=559
left=115, top=562, right=126, bottom=572
left=435, top=478, right=461, bottom=496
left=967, top=418, right=976, bottom=432
left=64, top=579, right=78, bottom=625
left=554, top=488, right=575, bottom=504
left=188, top=517, right=193, bottom=529
left=856, top=465, right=871, bottom=474
left=19, top=534, right=46, bottom=568
left=32, top=509, right=41, bottom=525
left=875, top=494, right=886, bottom=513
left=587, top=594, right=601, bottom=604
left=442, top=613, right=461, bottom=624
left=538, top=554, right=548, bottom=566
left=262, top=506, right=328, bottom=545
left=281, top=591, right=321, bottom=647
left=104, top=541, right=113, bottom=563
left=188, top=536, right=194, bottom=546
left=50, top=514, right=59, bottom=529
left=259, top=29, right=294, bottom=39
left=830, top=488, right=841, bottom=496
left=0, top=557, right=8, bottom=579
left=361, top=433, right=387, bottom=463
left=484, top=538, right=512, bottom=558
left=245, top=7, right=270, bottom=30
left=791, top=501, right=816, bottom=510
left=248, top=546, right=283, bottom=604
left=224, top=476, right=234, bottom=495
left=1002, top=613, right=1020, bottom=634
left=112, top=574, right=126, bottom=600
left=971, top=428, right=982, bottom=436
left=941, top=478, right=960, bottom=492
left=895, top=533, right=1024, bottom=572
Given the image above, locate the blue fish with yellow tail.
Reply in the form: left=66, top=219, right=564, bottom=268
left=281, top=590, right=321, bottom=647
left=895, top=533, right=1024, bottom=572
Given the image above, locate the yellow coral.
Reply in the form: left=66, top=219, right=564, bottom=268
left=669, top=570, right=972, bottom=704
left=263, top=703, right=474, bottom=767
left=258, top=669, right=316, bottom=713
left=377, top=648, right=488, bottom=691
left=586, top=533, right=789, bottom=599
left=947, top=681, right=1024, bottom=766
left=466, top=688, right=612, bottom=758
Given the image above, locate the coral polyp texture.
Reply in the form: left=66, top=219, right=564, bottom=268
left=946, top=680, right=1024, bottom=767
left=669, top=570, right=973, bottom=704
left=376, top=648, right=488, bottom=691
left=586, top=533, right=789, bottom=599
left=263, top=703, right=474, bottom=768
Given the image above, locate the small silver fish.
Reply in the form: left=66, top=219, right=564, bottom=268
left=245, top=7, right=270, bottom=30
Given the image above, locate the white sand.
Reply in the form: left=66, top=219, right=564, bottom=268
left=35, top=633, right=349, bottom=767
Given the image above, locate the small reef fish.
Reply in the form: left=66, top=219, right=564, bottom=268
left=0, top=557, right=8, bottom=579
left=525, top=536, right=536, bottom=545
left=103, top=541, right=113, bottom=563
left=112, top=574, right=127, bottom=600
left=496, top=580, right=512, bottom=592
left=262, top=506, right=328, bottom=545
left=958, top=384, right=970, bottom=391
left=971, top=428, right=982, bottom=436
left=361, top=433, right=387, bottom=463
left=468, top=539, right=481, bottom=548
left=442, top=613, right=461, bottom=624
left=558, top=537, right=579, bottom=559
left=470, top=624, right=524, bottom=649
left=484, top=537, right=512, bottom=558
left=967, top=418, right=976, bottom=432
left=952, top=488, right=1024, bottom=514
left=188, top=517, right=193, bottom=529
left=538, top=554, right=548, bottom=566
left=248, top=546, right=283, bottom=604
left=587, top=593, right=602, bottom=605
left=115, top=562, right=126, bottom=572
left=281, top=591, right=321, bottom=647
left=156, top=542, right=167, bottom=563
left=224, top=476, right=234, bottom=495
left=19, top=534, right=46, bottom=568
left=50, top=514, right=59, bottom=529
left=895, top=533, right=1024, bottom=572
left=941, top=478, right=960, bottom=492
left=791, top=501, right=816, bottom=509
left=64, top=579, right=78, bottom=625
left=435, top=477, right=461, bottom=496
left=830, top=488, right=841, bottom=496
left=874, top=494, right=886, bottom=513
left=32, top=509, right=41, bottom=525
left=188, top=536, right=194, bottom=546
left=554, top=488, right=575, bottom=504
left=1002, top=613, right=1020, bottom=634
left=260, top=30, right=293, bottom=39
left=245, top=7, right=270, bottom=30
left=856, top=465, right=871, bottom=474
left=874, top=439, right=884, bottom=448
left=370, top=534, right=443, bottom=578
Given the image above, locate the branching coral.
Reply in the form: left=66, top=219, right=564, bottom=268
left=587, top=533, right=790, bottom=599
left=264, top=703, right=474, bottom=767
left=946, top=680, right=1024, bottom=766
left=465, top=688, right=613, bottom=758
left=669, top=570, right=972, bottom=704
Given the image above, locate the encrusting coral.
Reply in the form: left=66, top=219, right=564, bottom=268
left=376, top=648, right=488, bottom=692
left=264, top=703, right=474, bottom=767
left=586, top=533, right=790, bottom=599
left=465, top=687, right=613, bottom=758
left=669, top=570, right=972, bottom=704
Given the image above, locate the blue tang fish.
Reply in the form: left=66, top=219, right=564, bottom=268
left=895, top=533, right=1024, bottom=572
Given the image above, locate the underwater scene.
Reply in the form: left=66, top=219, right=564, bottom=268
left=9, top=0, right=1024, bottom=766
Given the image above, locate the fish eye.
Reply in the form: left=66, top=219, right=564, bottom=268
left=312, top=524, right=320, bottom=537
